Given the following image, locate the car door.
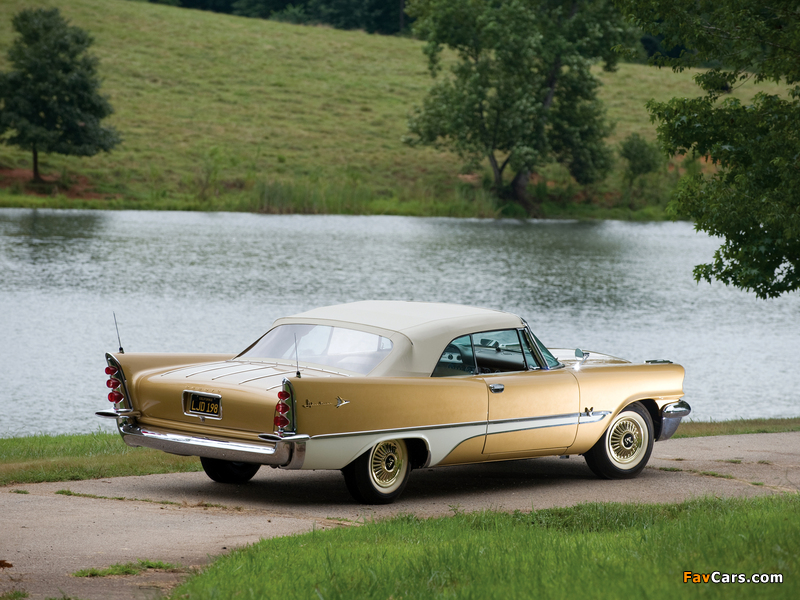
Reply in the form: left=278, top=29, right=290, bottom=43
left=474, top=329, right=580, bottom=454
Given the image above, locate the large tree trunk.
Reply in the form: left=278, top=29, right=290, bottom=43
left=511, top=168, right=542, bottom=217
left=488, top=154, right=504, bottom=192
left=32, top=143, right=43, bottom=183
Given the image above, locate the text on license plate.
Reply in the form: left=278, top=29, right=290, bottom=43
left=187, top=393, right=221, bottom=418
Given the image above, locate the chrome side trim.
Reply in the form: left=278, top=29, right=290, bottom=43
left=487, top=413, right=580, bottom=436
left=118, top=423, right=304, bottom=467
left=658, top=399, right=692, bottom=441
left=309, top=410, right=608, bottom=442
left=310, top=420, right=487, bottom=440
left=578, top=410, right=611, bottom=424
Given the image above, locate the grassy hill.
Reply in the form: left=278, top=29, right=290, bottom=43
left=0, top=0, right=789, bottom=217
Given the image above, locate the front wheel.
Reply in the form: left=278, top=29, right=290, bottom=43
left=342, top=439, right=410, bottom=504
left=200, top=457, right=261, bottom=484
left=583, top=403, right=653, bottom=479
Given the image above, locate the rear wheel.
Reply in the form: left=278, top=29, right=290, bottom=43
left=584, top=402, right=653, bottom=479
left=200, top=457, right=260, bottom=484
left=342, top=439, right=410, bottom=504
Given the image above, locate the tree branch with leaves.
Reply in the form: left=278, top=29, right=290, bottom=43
left=616, top=0, right=800, bottom=298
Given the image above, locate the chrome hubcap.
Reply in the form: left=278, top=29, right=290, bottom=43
left=608, top=416, right=644, bottom=464
left=371, top=440, right=404, bottom=488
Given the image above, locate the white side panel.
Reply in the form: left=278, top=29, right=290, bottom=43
left=301, top=423, right=487, bottom=470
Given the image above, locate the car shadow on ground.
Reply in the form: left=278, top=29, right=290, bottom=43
left=178, top=456, right=603, bottom=510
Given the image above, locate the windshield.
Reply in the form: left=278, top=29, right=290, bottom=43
left=238, top=324, right=393, bottom=375
left=530, top=330, right=561, bottom=369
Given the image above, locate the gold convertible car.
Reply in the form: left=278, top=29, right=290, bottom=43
left=97, top=301, right=690, bottom=504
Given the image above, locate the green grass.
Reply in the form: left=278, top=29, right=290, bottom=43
left=674, top=417, right=800, bottom=438
left=73, top=559, right=182, bottom=578
left=0, top=0, right=791, bottom=217
left=0, top=431, right=201, bottom=487
left=0, top=592, right=29, bottom=600
left=169, top=495, right=799, bottom=599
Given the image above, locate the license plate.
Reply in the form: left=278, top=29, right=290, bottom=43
left=185, top=392, right=222, bottom=419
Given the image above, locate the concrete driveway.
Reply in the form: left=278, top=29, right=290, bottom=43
left=1, top=431, right=798, bottom=600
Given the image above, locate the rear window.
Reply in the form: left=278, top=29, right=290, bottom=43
left=238, top=324, right=392, bottom=375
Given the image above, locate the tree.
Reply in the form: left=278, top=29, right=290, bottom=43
left=0, top=8, right=120, bottom=182
left=619, top=132, right=661, bottom=188
left=404, top=0, right=632, bottom=213
left=615, top=0, right=800, bottom=299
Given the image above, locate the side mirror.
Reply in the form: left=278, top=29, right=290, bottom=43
left=575, top=348, right=590, bottom=365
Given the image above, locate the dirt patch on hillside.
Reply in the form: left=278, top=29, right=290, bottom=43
left=0, top=168, right=115, bottom=200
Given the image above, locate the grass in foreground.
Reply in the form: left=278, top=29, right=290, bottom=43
left=73, top=559, right=182, bottom=578
left=169, top=495, right=799, bottom=599
left=0, top=431, right=200, bottom=487
left=2, top=418, right=798, bottom=486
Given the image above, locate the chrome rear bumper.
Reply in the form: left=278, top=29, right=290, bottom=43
left=117, top=422, right=307, bottom=469
left=657, top=399, right=692, bottom=441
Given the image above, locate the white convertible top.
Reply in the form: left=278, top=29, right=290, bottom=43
left=273, top=301, right=525, bottom=376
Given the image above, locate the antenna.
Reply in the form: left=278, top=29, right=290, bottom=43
left=294, top=333, right=301, bottom=378
left=113, top=312, right=124, bottom=354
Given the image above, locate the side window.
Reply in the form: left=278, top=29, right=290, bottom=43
left=431, top=335, right=477, bottom=377
left=473, top=329, right=527, bottom=374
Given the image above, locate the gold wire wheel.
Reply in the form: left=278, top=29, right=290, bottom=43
left=606, top=413, right=647, bottom=466
left=370, top=440, right=406, bottom=489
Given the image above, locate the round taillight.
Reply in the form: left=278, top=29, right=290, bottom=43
left=275, top=402, right=290, bottom=415
left=274, top=415, right=290, bottom=428
left=108, top=391, right=123, bottom=403
left=277, top=390, right=290, bottom=401
left=106, top=379, right=120, bottom=389
left=105, top=366, right=118, bottom=375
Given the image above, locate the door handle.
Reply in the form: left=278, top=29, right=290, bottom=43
left=489, top=384, right=504, bottom=393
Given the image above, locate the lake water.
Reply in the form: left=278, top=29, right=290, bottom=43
left=1, top=208, right=798, bottom=437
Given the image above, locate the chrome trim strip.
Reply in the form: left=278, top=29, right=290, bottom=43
left=310, top=420, right=487, bottom=440
left=258, top=433, right=310, bottom=443
left=310, top=410, right=609, bottom=442
left=578, top=410, right=612, bottom=424
left=210, top=366, right=272, bottom=380
left=487, top=413, right=580, bottom=436
left=162, top=363, right=237, bottom=378
left=96, top=409, right=141, bottom=419
left=118, top=423, right=302, bottom=467
left=238, top=369, right=296, bottom=385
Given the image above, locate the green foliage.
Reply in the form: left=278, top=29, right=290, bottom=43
left=619, top=132, right=661, bottom=186
left=615, top=0, right=800, bottom=298
left=0, top=8, right=120, bottom=182
left=405, top=0, right=633, bottom=211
